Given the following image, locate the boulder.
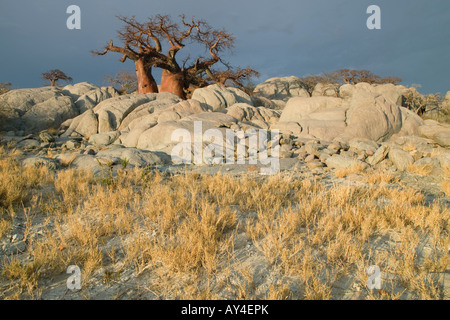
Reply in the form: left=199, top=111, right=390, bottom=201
left=251, top=96, right=283, bottom=110
left=443, top=91, right=450, bottom=108
left=63, top=92, right=182, bottom=137
left=325, top=155, right=368, bottom=169
left=417, top=121, right=450, bottom=148
left=445, top=91, right=450, bottom=102
left=348, top=139, right=379, bottom=153
left=367, top=145, right=390, bottom=166
left=191, top=84, right=253, bottom=111
left=279, top=96, right=345, bottom=122
left=277, top=96, right=347, bottom=141
left=388, top=135, right=435, bottom=152
left=0, top=87, right=78, bottom=132
left=62, top=82, right=101, bottom=98
left=338, top=91, right=402, bottom=143
left=39, top=132, right=55, bottom=143
left=244, top=120, right=270, bottom=130
left=118, top=96, right=181, bottom=130
left=61, top=82, right=119, bottom=112
left=394, top=107, right=425, bottom=137
left=63, top=140, right=81, bottom=149
left=15, top=139, right=40, bottom=149
left=388, top=148, right=414, bottom=171
left=123, top=99, right=207, bottom=132
left=0, top=83, right=119, bottom=134
left=226, top=103, right=280, bottom=123
left=312, top=82, right=339, bottom=97
left=412, top=157, right=441, bottom=174
left=63, top=109, right=99, bottom=138
left=306, top=107, right=347, bottom=122
left=270, top=122, right=302, bottom=135
left=305, top=143, right=324, bottom=157
left=181, top=112, right=238, bottom=128
left=297, top=119, right=346, bottom=141
left=307, top=161, right=326, bottom=169
left=88, top=131, right=120, bottom=146
left=253, top=76, right=310, bottom=101
left=93, top=92, right=181, bottom=133
left=22, top=156, right=57, bottom=170
left=74, top=86, right=118, bottom=113
left=134, top=119, right=227, bottom=153
left=304, top=154, right=316, bottom=163
left=434, top=153, right=450, bottom=168
left=95, top=147, right=169, bottom=167
left=279, top=144, right=294, bottom=159
left=68, top=154, right=103, bottom=175
left=434, top=131, right=450, bottom=148
left=339, top=83, right=408, bottom=105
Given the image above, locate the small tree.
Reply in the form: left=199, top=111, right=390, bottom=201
left=186, top=66, right=260, bottom=96
left=296, top=70, right=402, bottom=98
left=0, top=82, right=12, bottom=95
left=105, top=70, right=138, bottom=94
left=379, top=76, right=403, bottom=85
left=42, top=69, right=73, bottom=87
left=335, top=69, right=401, bottom=85
left=298, top=75, right=325, bottom=96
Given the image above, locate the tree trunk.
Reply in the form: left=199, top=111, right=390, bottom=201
left=135, top=58, right=158, bottom=94
left=160, top=70, right=186, bottom=99
left=50, top=79, right=56, bottom=87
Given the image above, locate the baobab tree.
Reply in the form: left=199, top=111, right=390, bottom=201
left=42, top=69, right=73, bottom=87
left=93, top=35, right=159, bottom=94
left=94, top=15, right=258, bottom=98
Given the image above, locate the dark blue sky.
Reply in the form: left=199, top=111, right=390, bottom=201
left=0, top=0, right=449, bottom=94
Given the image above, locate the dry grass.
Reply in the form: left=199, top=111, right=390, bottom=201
left=441, top=180, right=450, bottom=196
left=0, top=146, right=448, bottom=300
left=408, top=164, right=434, bottom=176
left=0, top=158, right=52, bottom=210
left=365, top=169, right=398, bottom=184
left=443, top=165, right=450, bottom=178
left=334, top=163, right=367, bottom=178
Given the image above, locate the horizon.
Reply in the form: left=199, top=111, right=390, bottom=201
left=0, top=0, right=449, bottom=95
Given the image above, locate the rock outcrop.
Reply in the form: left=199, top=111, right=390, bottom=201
left=0, top=82, right=118, bottom=133
left=253, top=76, right=310, bottom=103
left=191, top=84, right=253, bottom=111
left=1, top=80, right=448, bottom=172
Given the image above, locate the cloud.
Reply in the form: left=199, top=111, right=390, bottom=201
left=0, top=0, right=449, bottom=94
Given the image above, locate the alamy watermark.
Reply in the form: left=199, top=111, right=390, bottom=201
left=366, top=265, right=382, bottom=290
left=66, top=5, right=380, bottom=31
left=367, top=5, right=381, bottom=30
left=170, top=121, right=280, bottom=175
left=66, top=265, right=81, bottom=290
left=66, top=5, right=81, bottom=30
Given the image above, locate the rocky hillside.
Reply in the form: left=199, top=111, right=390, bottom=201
left=0, top=78, right=449, bottom=176
left=0, top=82, right=118, bottom=133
